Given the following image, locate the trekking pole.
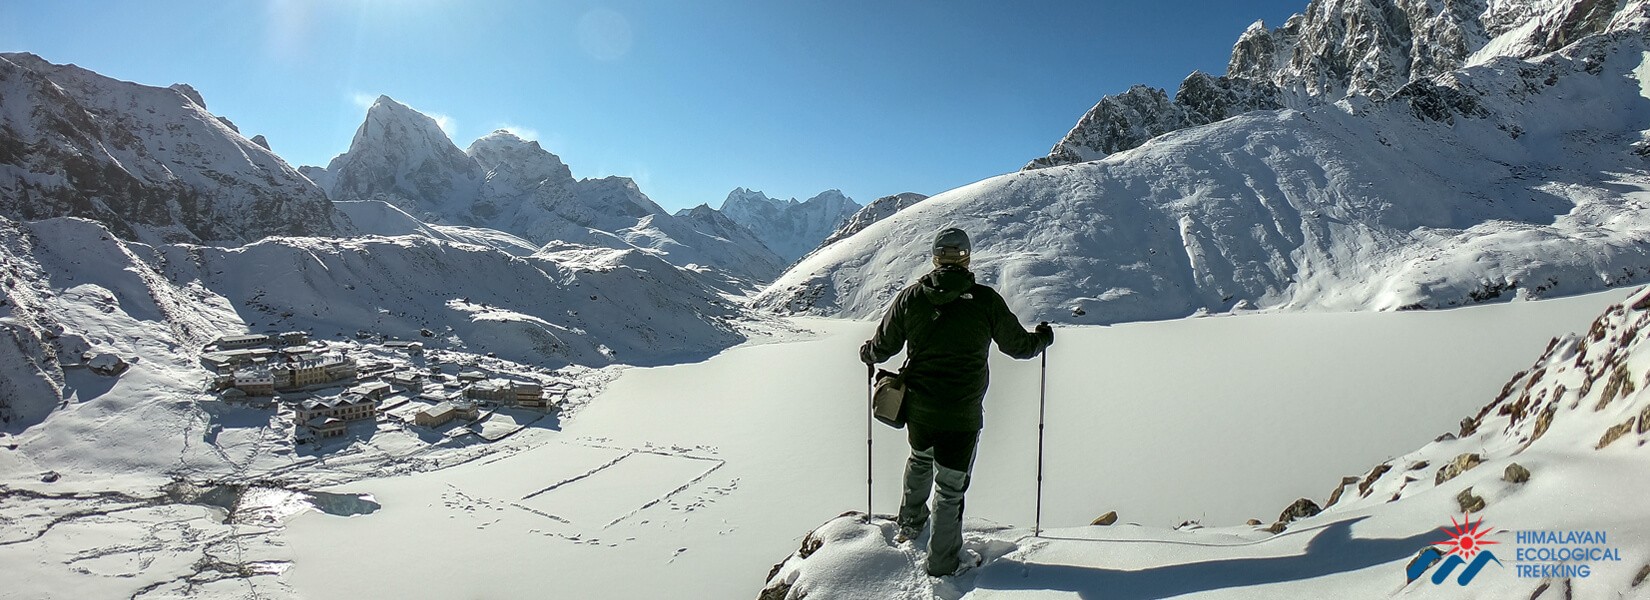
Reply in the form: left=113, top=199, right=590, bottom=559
left=1035, top=322, right=1049, bottom=538
left=866, top=362, right=874, bottom=522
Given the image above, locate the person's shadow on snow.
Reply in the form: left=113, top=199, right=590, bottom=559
left=973, top=517, right=1434, bottom=599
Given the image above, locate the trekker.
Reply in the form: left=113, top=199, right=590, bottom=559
left=858, top=227, right=1052, bottom=577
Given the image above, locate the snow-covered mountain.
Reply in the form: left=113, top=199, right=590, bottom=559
left=816, top=192, right=929, bottom=250
left=319, top=96, right=485, bottom=225
left=0, top=213, right=747, bottom=432
left=308, top=101, right=786, bottom=286
left=0, top=53, right=343, bottom=245
left=1030, top=0, right=1650, bottom=169
left=760, top=15, right=1650, bottom=323
left=719, top=187, right=861, bottom=262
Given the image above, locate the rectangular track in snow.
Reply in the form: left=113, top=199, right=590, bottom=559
left=515, top=450, right=719, bottom=527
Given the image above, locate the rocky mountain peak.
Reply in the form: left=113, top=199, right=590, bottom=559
left=466, top=130, right=573, bottom=184
left=323, top=95, right=481, bottom=220
left=167, top=83, right=205, bottom=108
left=1027, top=0, right=1647, bottom=170
left=0, top=52, right=340, bottom=244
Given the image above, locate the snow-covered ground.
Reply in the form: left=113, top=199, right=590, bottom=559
left=258, top=289, right=1632, bottom=600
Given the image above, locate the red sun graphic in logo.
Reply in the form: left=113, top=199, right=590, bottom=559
left=1436, top=513, right=1499, bottom=559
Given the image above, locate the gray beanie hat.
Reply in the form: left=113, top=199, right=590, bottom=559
left=932, top=227, right=971, bottom=267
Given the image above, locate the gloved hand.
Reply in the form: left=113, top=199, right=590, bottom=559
left=1035, top=322, right=1054, bottom=347
left=859, top=340, right=878, bottom=365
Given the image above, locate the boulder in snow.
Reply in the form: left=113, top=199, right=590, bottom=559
left=1503, top=463, right=1531, bottom=484
left=1455, top=487, right=1486, bottom=513
left=86, top=352, right=128, bottom=376
left=1090, top=511, right=1118, bottom=526
left=1434, top=453, right=1482, bottom=485
left=1276, top=498, right=1320, bottom=524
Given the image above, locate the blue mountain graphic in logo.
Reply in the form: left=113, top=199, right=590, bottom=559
left=1408, top=547, right=1503, bottom=585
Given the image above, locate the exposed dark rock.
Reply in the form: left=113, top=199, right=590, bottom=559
left=1633, top=563, right=1649, bottom=587
left=1435, top=453, right=1482, bottom=485
left=1532, top=405, right=1559, bottom=442
left=1456, top=487, right=1486, bottom=513
left=1597, top=418, right=1636, bottom=449
left=1596, top=364, right=1634, bottom=411
left=1359, top=464, right=1392, bottom=497
left=250, top=134, right=270, bottom=151
left=1504, top=463, right=1531, bottom=484
left=39, top=471, right=59, bottom=483
left=1324, top=476, right=1360, bottom=508
left=1090, top=511, right=1118, bottom=526
left=1246, top=518, right=1264, bottom=526
left=1278, top=498, right=1321, bottom=523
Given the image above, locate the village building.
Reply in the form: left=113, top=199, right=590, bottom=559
left=293, top=394, right=377, bottom=439
left=414, top=401, right=458, bottom=427
left=514, top=382, right=546, bottom=408
left=201, top=348, right=278, bottom=373
left=212, top=334, right=272, bottom=351
left=280, top=346, right=319, bottom=362
left=465, top=379, right=550, bottom=408
left=457, top=370, right=487, bottom=383
left=232, top=367, right=275, bottom=397
left=279, top=331, right=310, bottom=346
left=276, top=355, right=358, bottom=391
left=303, top=416, right=346, bottom=439
left=349, top=381, right=393, bottom=401
left=464, top=379, right=512, bottom=403
left=385, top=371, right=424, bottom=392
left=384, top=340, right=425, bottom=356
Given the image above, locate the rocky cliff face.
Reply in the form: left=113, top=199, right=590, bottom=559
left=1028, top=0, right=1650, bottom=169
left=0, top=53, right=342, bottom=245
left=719, top=188, right=861, bottom=262
left=816, top=192, right=929, bottom=250
left=321, top=96, right=485, bottom=224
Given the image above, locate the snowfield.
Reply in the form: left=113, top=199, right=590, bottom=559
left=264, top=290, right=1631, bottom=600
left=763, top=288, right=1650, bottom=600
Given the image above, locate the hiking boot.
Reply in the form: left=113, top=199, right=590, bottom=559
left=925, top=548, right=981, bottom=577
left=895, top=524, right=923, bottom=544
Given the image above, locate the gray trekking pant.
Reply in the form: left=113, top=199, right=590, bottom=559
left=896, top=424, right=979, bottom=575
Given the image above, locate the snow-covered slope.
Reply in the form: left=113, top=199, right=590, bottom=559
left=1030, top=0, right=1650, bottom=169
left=719, top=188, right=861, bottom=262
left=817, top=192, right=929, bottom=251
left=0, top=213, right=747, bottom=434
left=758, top=288, right=1650, bottom=600
left=0, top=53, right=342, bottom=244
left=330, top=199, right=540, bottom=256
left=162, top=234, right=744, bottom=368
left=314, top=108, right=785, bottom=286
left=760, top=32, right=1650, bottom=323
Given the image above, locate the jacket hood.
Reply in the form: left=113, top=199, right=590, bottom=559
left=919, top=266, right=975, bottom=306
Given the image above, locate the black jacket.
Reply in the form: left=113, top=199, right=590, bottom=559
left=866, top=266, right=1046, bottom=431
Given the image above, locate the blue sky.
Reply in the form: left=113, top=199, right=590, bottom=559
left=1, top=0, right=1306, bottom=212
